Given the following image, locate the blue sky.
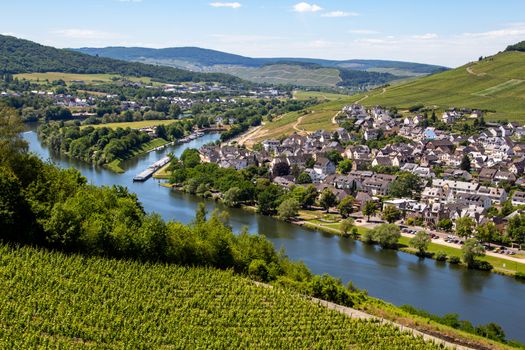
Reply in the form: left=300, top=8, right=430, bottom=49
left=2, top=0, right=525, bottom=67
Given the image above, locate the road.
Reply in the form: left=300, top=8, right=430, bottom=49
left=354, top=217, right=525, bottom=264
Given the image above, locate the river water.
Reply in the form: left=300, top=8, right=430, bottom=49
left=23, top=127, right=525, bottom=342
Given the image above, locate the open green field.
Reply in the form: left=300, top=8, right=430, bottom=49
left=82, top=119, right=179, bottom=130
left=14, top=72, right=158, bottom=85
left=216, top=64, right=343, bottom=87
left=353, top=51, right=525, bottom=122
left=0, top=244, right=441, bottom=349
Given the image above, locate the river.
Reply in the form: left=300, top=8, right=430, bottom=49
left=23, top=126, right=525, bottom=342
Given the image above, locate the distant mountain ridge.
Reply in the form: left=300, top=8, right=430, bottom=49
left=0, top=35, right=242, bottom=84
left=73, top=46, right=448, bottom=88
left=75, top=46, right=448, bottom=74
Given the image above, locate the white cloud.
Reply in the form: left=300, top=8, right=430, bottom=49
left=52, top=29, right=123, bottom=40
left=293, top=2, right=322, bottom=13
left=462, top=23, right=525, bottom=39
left=349, top=29, right=378, bottom=35
left=412, top=33, right=438, bottom=40
left=210, top=2, right=241, bottom=9
left=321, top=11, right=358, bottom=18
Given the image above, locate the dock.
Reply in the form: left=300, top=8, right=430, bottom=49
left=133, top=157, right=171, bottom=182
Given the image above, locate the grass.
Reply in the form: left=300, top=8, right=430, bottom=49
left=82, top=119, right=180, bottom=130
left=297, top=209, right=525, bottom=275
left=214, top=64, right=342, bottom=87
left=103, top=138, right=169, bottom=173
left=0, top=243, right=443, bottom=349
left=352, top=51, right=525, bottom=122
left=14, top=72, right=158, bottom=86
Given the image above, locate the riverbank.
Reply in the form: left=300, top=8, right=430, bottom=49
left=160, top=182, right=525, bottom=277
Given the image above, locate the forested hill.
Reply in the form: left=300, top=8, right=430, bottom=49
left=0, top=35, right=242, bottom=84
left=506, top=40, right=525, bottom=52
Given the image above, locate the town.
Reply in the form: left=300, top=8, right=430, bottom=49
left=197, top=103, right=525, bottom=255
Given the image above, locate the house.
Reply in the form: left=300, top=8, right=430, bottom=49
left=364, top=129, right=380, bottom=141
left=511, top=191, right=525, bottom=206
left=262, top=139, right=281, bottom=152
left=313, top=157, right=336, bottom=176
left=454, top=193, right=492, bottom=209
left=478, top=168, right=498, bottom=183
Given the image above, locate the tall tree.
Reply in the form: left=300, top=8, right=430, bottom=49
left=319, top=189, right=338, bottom=213
left=362, top=201, right=377, bottom=222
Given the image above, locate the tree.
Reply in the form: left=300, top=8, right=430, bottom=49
left=223, top=187, right=242, bottom=207
left=195, top=202, right=207, bottom=224
left=362, top=201, right=377, bottom=222
left=461, top=238, right=485, bottom=268
left=257, top=185, right=283, bottom=215
left=319, top=189, right=338, bottom=213
left=155, top=125, right=167, bottom=140
left=475, top=222, right=498, bottom=246
left=437, top=219, right=453, bottom=232
left=340, top=218, right=355, bottom=237
left=410, top=231, right=431, bottom=256
left=337, top=196, right=355, bottom=218
left=302, top=185, right=318, bottom=209
left=388, top=172, right=423, bottom=198
left=296, top=172, right=312, bottom=184
left=370, top=224, right=401, bottom=249
left=325, top=150, right=343, bottom=166
left=272, top=162, right=290, bottom=177
left=277, top=198, right=300, bottom=221
left=337, top=159, right=353, bottom=174
left=506, top=213, right=525, bottom=247
left=455, top=217, right=475, bottom=238
left=381, top=205, right=402, bottom=223
left=460, top=154, right=471, bottom=172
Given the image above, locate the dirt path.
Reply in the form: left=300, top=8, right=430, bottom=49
left=331, top=111, right=341, bottom=125
left=292, top=115, right=306, bottom=133
left=354, top=94, right=369, bottom=103
left=234, top=124, right=263, bottom=146
left=466, top=66, right=486, bottom=77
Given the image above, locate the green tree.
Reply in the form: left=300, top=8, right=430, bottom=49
left=410, top=231, right=431, bottom=256
left=340, top=218, right=355, bottom=237
left=388, top=172, right=423, bottom=198
left=296, top=172, right=312, bottom=184
left=455, top=217, right=475, bottom=238
left=506, top=213, right=525, bottom=247
left=370, top=224, right=401, bottom=249
left=381, top=205, right=402, bottom=223
left=277, top=198, right=300, bottom=221
left=223, top=187, right=242, bottom=207
left=461, top=238, right=485, bottom=268
left=437, top=218, right=453, bottom=232
left=319, top=189, right=338, bottom=213
left=337, top=159, right=353, bottom=174
left=302, top=185, right=318, bottom=209
left=362, top=201, right=377, bottom=222
left=460, top=154, right=471, bottom=172
left=475, top=222, right=498, bottom=246
left=337, top=196, right=354, bottom=218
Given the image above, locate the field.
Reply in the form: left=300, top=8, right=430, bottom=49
left=82, top=119, right=180, bottom=130
left=353, top=51, right=525, bottom=122
left=247, top=92, right=355, bottom=145
left=0, top=244, right=441, bottom=349
left=216, top=64, right=343, bottom=87
left=14, top=72, right=158, bottom=85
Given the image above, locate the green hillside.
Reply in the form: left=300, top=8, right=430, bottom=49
left=356, top=51, right=525, bottom=121
left=0, top=244, right=440, bottom=349
left=0, top=35, right=241, bottom=85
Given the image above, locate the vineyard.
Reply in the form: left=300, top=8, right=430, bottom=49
left=0, top=244, right=442, bottom=349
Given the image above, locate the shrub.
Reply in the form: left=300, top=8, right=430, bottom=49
left=448, top=256, right=461, bottom=264
left=472, top=260, right=493, bottom=271
left=435, top=251, right=448, bottom=262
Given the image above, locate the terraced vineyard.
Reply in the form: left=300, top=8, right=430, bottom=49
left=0, top=244, right=442, bottom=349
left=355, top=51, right=525, bottom=121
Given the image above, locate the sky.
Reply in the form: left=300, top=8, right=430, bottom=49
left=2, top=0, right=525, bottom=67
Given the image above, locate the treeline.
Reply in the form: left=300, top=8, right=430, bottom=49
left=0, top=104, right=363, bottom=308
left=37, top=122, right=183, bottom=166
left=506, top=40, right=525, bottom=52
left=337, top=68, right=399, bottom=88
left=0, top=35, right=242, bottom=85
